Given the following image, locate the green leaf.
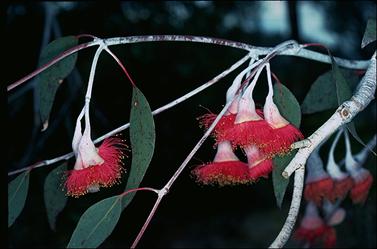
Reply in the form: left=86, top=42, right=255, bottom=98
left=331, top=59, right=352, bottom=105
left=361, top=19, right=376, bottom=48
left=123, top=87, right=156, bottom=208
left=301, top=69, right=359, bottom=114
left=8, top=171, right=30, bottom=227
left=67, top=196, right=122, bottom=248
left=44, top=162, right=68, bottom=231
left=331, top=57, right=376, bottom=155
left=273, top=83, right=301, bottom=127
left=36, top=36, right=78, bottom=130
left=272, top=152, right=297, bottom=208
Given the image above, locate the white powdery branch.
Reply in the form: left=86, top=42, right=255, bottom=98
left=284, top=52, right=376, bottom=178
left=271, top=52, right=376, bottom=249
left=269, top=166, right=305, bottom=248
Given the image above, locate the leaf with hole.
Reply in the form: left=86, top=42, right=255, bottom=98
left=301, top=69, right=359, bottom=114
left=8, top=171, right=30, bottom=227
left=36, top=36, right=78, bottom=130
left=272, top=151, right=297, bottom=208
left=122, top=87, right=156, bottom=209
left=361, top=19, right=376, bottom=48
left=44, top=162, right=68, bottom=231
left=273, top=83, right=301, bottom=127
left=67, top=196, right=122, bottom=248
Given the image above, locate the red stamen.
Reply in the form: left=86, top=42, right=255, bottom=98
left=192, top=161, right=251, bottom=186
left=65, top=137, right=126, bottom=197
left=330, top=176, right=354, bottom=201
left=248, top=159, right=273, bottom=180
left=350, top=173, right=373, bottom=204
left=261, top=124, right=304, bottom=157
left=304, top=177, right=334, bottom=205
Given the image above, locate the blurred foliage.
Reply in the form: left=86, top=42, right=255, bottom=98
left=6, top=2, right=376, bottom=248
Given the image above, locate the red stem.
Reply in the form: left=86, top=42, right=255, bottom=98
left=131, top=196, right=163, bottom=248
left=7, top=42, right=94, bottom=91
left=105, top=48, right=137, bottom=87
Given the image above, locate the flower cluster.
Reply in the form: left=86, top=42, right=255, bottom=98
left=304, top=129, right=374, bottom=206
left=193, top=61, right=303, bottom=185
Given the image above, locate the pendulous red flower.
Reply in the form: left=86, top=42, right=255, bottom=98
left=344, top=130, right=374, bottom=204
left=261, top=63, right=303, bottom=157
left=349, top=168, right=373, bottom=204
left=65, top=136, right=126, bottom=197
left=304, top=151, right=334, bottom=205
left=226, top=65, right=274, bottom=148
left=192, top=140, right=251, bottom=186
left=294, top=202, right=337, bottom=248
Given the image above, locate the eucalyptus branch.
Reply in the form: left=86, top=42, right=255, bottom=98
left=131, top=93, right=235, bottom=249
left=7, top=36, right=370, bottom=92
left=269, top=166, right=305, bottom=248
left=283, top=52, right=376, bottom=178
left=8, top=52, right=252, bottom=176
left=269, top=51, right=376, bottom=248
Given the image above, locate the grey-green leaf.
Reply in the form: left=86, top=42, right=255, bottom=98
left=44, top=162, right=68, bottom=231
left=301, top=69, right=359, bottom=114
left=273, top=83, right=301, bottom=127
left=8, top=171, right=30, bottom=227
left=361, top=19, right=376, bottom=48
left=36, top=36, right=78, bottom=130
left=123, top=87, right=156, bottom=208
left=272, top=152, right=297, bottom=208
left=67, top=196, right=122, bottom=248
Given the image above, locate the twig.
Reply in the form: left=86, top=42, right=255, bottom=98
left=131, top=90, right=236, bottom=249
left=269, top=166, right=305, bottom=248
left=8, top=52, right=251, bottom=176
left=7, top=35, right=370, bottom=92
left=283, top=52, right=376, bottom=179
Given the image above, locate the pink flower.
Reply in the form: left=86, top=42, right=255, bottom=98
left=65, top=137, right=126, bottom=197
left=260, top=63, right=303, bottom=157
left=65, top=114, right=126, bottom=197
left=244, top=144, right=273, bottom=180
left=326, top=134, right=354, bottom=201
left=304, top=151, right=334, bottom=205
left=294, top=202, right=337, bottom=248
left=344, top=130, right=374, bottom=204
left=226, top=66, right=274, bottom=148
left=192, top=140, right=251, bottom=185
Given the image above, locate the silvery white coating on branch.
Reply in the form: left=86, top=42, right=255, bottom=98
left=269, top=166, right=305, bottom=248
left=283, top=52, right=376, bottom=178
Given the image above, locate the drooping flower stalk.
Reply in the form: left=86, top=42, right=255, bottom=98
left=262, top=63, right=303, bottom=157
left=344, top=129, right=374, bottom=204
left=192, top=140, right=250, bottom=186
left=65, top=45, right=127, bottom=197
left=326, top=129, right=353, bottom=201
left=226, top=64, right=274, bottom=148
left=198, top=59, right=263, bottom=143
left=304, top=146, right=334, bottom=206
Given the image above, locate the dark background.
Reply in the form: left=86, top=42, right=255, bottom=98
left=5, top=1, right=376, bottom=248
